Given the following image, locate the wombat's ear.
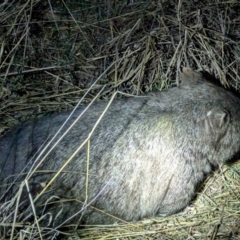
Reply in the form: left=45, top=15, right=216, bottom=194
left=204, top=107, right=230, bottom=133
left=180, top=67, right=202, bottom=85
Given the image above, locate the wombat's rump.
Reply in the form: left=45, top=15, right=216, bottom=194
left=0, top=68, right=240, bottom=226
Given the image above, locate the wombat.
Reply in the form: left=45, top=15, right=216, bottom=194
left=0, top=68, right=240, bottom=228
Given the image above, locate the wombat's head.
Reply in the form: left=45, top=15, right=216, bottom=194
left=179, top=68, right=240, bottom=166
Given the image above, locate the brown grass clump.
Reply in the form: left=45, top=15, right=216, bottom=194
left=1, top=0, right=240, bottom=239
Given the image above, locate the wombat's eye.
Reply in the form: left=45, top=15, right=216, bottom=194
left=206, top=107, right=229, bottom=131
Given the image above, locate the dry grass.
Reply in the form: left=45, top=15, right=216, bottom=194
left=1, top=0, right=240, bottom=239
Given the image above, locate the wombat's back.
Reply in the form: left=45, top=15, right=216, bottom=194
left=1, top=68, right=240, bottom=226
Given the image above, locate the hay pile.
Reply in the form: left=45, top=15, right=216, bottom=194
left=0, top=0, right=240, bottom=239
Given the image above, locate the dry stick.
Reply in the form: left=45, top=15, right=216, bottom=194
left=122, top=18, right=142, bottom=46
left=61, top=0, right=93, bottom=52
left=23, top=10, right=31, bottom=60
left=0, top=66, right=60, bottom=77
left=84, top=140, right=91, bottom=206
left=0, top=39, right=4, bottom=63
left=0, top=0, right=30, bottom=70
left=10, top=182, right=24, bottom=240
left=8, top=0, right=30, bottom=33
left=165, top=40, right=182, bottom=77
left=25, top=180, right=43, bottom=240
left=0, top=29, right=28, bottom=81
left=1, top=51, right=15, bottom=81
left=47, top=0, right=59, bottom=31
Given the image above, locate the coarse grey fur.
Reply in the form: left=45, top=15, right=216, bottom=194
left=0, top=68, right=240, bottom=227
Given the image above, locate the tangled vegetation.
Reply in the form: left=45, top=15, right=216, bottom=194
left=1, top=0, right=240, bottom=239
